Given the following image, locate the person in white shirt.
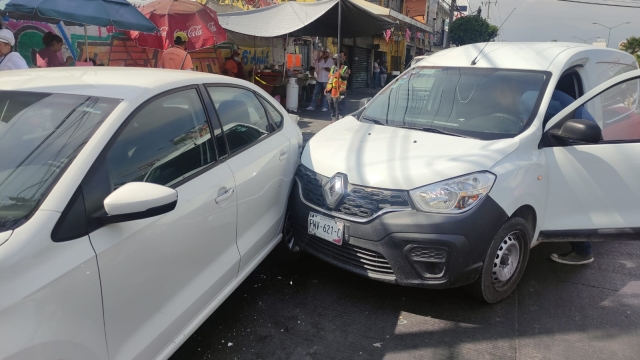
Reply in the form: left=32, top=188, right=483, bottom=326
left=0, top=29, right=28, bottom=71
left=306, top=50, right=332, bottom=111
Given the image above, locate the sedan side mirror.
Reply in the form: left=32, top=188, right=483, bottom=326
left=101, top=182, right=178, bottom=224
left=549, top=118, right=602, bottom=144
left=359, top=97, right=372, bottom=109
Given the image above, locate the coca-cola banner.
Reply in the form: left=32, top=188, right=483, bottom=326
left=128, top=0, right=227, bottom=51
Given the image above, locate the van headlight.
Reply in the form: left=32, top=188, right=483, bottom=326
left=409, top=172, right=496, bottom=214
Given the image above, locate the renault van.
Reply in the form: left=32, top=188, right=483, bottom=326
left=286, top=43, right=640, bottom=303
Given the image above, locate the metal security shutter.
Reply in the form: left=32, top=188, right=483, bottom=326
left=351, top=47, right=370, bottom=89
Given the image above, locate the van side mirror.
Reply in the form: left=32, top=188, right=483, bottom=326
left=101, top=182, right=178, bottom=224
left=549, top=118, right=602, bottom=144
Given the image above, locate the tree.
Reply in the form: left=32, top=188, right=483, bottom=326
left=620, top=36, right=640, bottom=66
left=449, top=16, right=499, bottom=46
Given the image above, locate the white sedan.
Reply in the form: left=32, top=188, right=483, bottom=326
left=0, top=68, right=302, bottom=360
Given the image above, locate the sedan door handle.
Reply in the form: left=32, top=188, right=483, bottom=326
left=279, top=149, right=288, bottom=161
left=215, top=188, right=234, bottom=204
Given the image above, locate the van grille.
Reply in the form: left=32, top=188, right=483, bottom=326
left=296, top=165, right=411, bottom=220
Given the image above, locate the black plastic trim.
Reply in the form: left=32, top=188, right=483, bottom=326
left=98, top=200, right=178, bottom=225
left=51, top=187, right=89, bottom=242
left=539, top=228, right=640, bottom=242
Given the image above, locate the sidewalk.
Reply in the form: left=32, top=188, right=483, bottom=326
left=294, top=87, right=380, bottom=144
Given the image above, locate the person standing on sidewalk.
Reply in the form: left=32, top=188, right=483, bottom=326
left=372, top=59, right=380, bottom=89
left=157, top=32, right=193, bottom=71
left=379, top=60, right=388, bottom=88
left=337, top=51, right=350, bottom=117
left=306, top=50, right=332, bottom=112
left=325, top=54, right=348, bottom=122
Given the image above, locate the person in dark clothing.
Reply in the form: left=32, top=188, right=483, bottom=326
left=379, top=61, right=388, bottom=87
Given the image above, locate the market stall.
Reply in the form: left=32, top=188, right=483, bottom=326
left=217, top=0, right=396, bottom=110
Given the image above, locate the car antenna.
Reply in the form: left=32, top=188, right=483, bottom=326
left=471, top=8, right=517, bottom=66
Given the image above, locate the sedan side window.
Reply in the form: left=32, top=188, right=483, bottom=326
left=260, top=97, right=284, bottom=128
left=107, top=89, right=215, bottom=189
left=207, top=87, right=273, bottom=154
left=576, top=78, right=640, bottom=142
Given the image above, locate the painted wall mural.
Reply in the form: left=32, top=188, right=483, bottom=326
left=1, top=18, right=249, bottom=75
left=3, top=19, right=160, bottom=67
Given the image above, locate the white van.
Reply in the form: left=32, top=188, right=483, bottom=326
left=287, top=43, right=640, bottom=303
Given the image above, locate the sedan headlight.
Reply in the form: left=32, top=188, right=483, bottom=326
left=409, top=172, right=496, bottom=214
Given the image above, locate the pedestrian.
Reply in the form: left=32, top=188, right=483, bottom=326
left=157, top=32, right=193, bottom=71
left=324, top=54, right=348, bottom=122
left=405, top=53, right=413, bottom=71
left=306, top=50, right=332, bottom=112
left=224, top=50, right=241, bottom=77
left=337, top=51, right=350, bottom=117
left=379, top=60, right=388, bottom=87
left=0, top=29, right=28, bottom=71
left=235, top=51, right=245, bottom=80
left=372, top=58, right=380, bottom=89
left=36, top=32, right=73, bottom=68
left=305, top=66, right=317, bottom=105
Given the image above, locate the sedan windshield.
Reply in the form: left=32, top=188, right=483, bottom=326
left=361, top=67, right=550, bottom=140
left=0, top=91, right=120, bottom=233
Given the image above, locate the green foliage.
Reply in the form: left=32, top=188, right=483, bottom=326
left=620, top=36, right=640, bottom=66
left=449, top=16, right=499, bottom=46
left=620, top=36, right=640, bottom=55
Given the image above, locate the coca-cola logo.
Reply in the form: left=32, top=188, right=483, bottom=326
left=188, top=25, right=203, bottom=37
left=207, top=22, right=217, bottom=33
left=159, top=26, right=168, bottom=37
left=174, top=25, right=203, bottom=38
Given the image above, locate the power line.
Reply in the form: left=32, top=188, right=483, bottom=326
left=558, top=0, right=640, bottom=8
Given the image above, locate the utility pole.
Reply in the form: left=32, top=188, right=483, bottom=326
left=444, top=0, right=455, bottom=48
left=483, top=0, right=497, bottom=22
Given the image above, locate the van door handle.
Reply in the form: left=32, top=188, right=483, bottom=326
left=215, top=188, right=234, bottom=204
left=279, top=149, right=288, bottom=161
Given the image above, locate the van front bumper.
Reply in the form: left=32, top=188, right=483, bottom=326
left=290, top=181, right=509, bottom=289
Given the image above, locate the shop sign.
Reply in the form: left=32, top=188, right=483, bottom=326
left=242, top=48, right=270, bottom=66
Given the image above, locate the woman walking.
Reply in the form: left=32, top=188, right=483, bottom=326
left=379, top=60, right=388, bottom=88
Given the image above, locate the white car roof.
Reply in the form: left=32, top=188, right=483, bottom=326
left=0, top=67, right=249, bottom=100
left=421, top=42, right=632, bottom=71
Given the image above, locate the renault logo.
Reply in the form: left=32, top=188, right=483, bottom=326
left=323, top=173, right=348, bottom=209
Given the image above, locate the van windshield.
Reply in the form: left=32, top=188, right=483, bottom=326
left=361, top=67, right=550, bottom=140
left=0, top=91, right=120, bottom=233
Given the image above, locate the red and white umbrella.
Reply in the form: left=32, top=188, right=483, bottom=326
left=128, top=0, right=227, bottom=51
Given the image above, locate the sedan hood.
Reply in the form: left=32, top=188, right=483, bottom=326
left=301, top=117, right=520, bottom=190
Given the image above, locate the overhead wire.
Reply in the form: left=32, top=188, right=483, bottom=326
left=557, top=0, right=640, bottom=8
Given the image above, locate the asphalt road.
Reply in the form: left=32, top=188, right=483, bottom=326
left=171, top=90, right=640, bottom=359
left=171, top=242, right=640, bottom=360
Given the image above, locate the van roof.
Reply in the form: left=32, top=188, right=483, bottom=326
left=420, top=42, right=633, bottom=71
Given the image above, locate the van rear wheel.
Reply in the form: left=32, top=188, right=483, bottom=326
left=470, top=217, right=531, bottom=303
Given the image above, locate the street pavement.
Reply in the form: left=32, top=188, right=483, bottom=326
left=171, top=89, right=640, bottom=360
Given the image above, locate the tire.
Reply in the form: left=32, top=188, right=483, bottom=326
left=274, top=208, right=301, bottom=263
left=470, top=217, right=531, bottom=303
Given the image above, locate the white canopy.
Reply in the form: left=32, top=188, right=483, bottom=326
left=217, top=0, right=396, bottom=38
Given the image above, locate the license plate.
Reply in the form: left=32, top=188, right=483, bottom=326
left=308, top=212, right=344, bottom=245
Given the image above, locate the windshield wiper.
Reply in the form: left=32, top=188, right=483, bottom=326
left=420, top=127, right=465, bottom=138
left=361, top=118, right=387, bottom=126
left=396, top=125, right=466, bottom=138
